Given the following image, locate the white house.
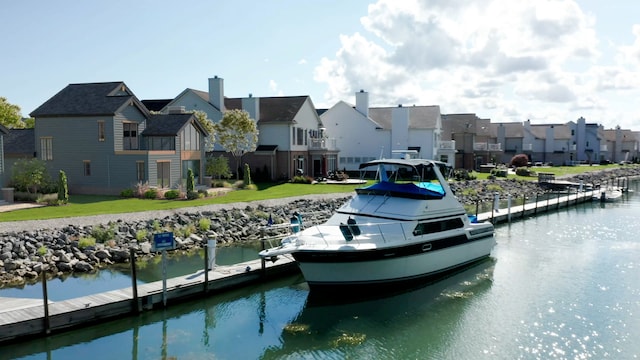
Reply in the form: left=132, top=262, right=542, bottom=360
left=320, top=90, right=452, bottom=171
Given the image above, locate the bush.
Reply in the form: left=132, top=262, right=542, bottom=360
left=291, top=176, right=314, bottom=184
left=144, top=188, right=158, bottom=199
left=452, top=169, right=477, bottom=181
left=91, top=225, right=115, bottom=243
left=206, top=155, right=232, bottom=179
left=198, top=218, right=211, bottom=231
left=9, top=158, right=52, bottom=193
left=135, top=229, right=148, bottom=242
left=490, top=168, right=508, bottom=177
left=187, top=168, right=195, bottom=193
left=164, top=189, right=180, bottom=199
left=186, top=190, right=199, bottom=200
left=79, top=236, right=97, bottom=249
left=510, top=154, right=529, bottom=168
left=515, top=167, right=536, bottom=176
left=58, top=170, right=69, bottom=204
left=120, top=188, right=135, bottom=198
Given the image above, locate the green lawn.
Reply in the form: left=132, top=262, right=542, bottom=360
left=0, top=182, right=366, bottom=222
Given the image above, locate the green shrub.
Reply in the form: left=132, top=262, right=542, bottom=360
left=186, top=190, right=199, bottom=200
left=515, top=167, right=536, bottom=176
left=198, top=218, right=212, bottom=231
left=79, top=236, right=97, bottom=249
left=38, top=246, right=47, bottom=256
left=452, top=169, right=477, bottom=181
left=460, top=188, right=478, bottom=197
left=486, top=184, right=503, bottom=192
left=164, top=189, right=180, bottom=199
left=91, top=225, right=115, bottom=243
left=120, top=188, right=135, bottom=198
left=151, top=220, right=162, bottom=232
left=144, top=188, right=158, bottom=199
left=57, top=170, right=69, bottom=204
left=135, top=229, right=148, bottom=242
left=187, top=168, right=195, bottom=193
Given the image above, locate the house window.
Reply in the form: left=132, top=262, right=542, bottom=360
left=148, top=136, right=175, bottom=150
left=292, top=127, right=296, bottom=145
left=157, top=161, right=170, bottom=188
left=83, top=160, right=91, bottom=176
left=136, top=161, right=145, bottom=182
left=297, top=128, right=304, bottom=145
left=40, top=137, right=53, bottom=160
left=123, top=123, right=138, bottom=150
left=98, top=121, right=105, bottom=142
left=181, top=123, right=200, bottom=150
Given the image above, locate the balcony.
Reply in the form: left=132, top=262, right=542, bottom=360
left=600, top=145, right=608, bottom=152
left=308, top=138, right=338, bottom=151
left=438, top=140, right=456, bottom=150
left=473, top=143, right=502, bottom=151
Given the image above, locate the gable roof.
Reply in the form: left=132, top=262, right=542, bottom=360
left=368, top=105, right=440, bottom=130
left=0, top=124, right=8, bottom=135
left=3, top=128, right=35, bottom=156
left=224, top=96, right=309, bottom=123
left=30, top=82, right=150, bottom=118
left=141, top=99, right=172, bottom=112
left=142, top=113, right=203, bottom=136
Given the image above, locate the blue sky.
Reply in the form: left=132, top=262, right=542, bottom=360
left=2, top=0, right=640, bottom=130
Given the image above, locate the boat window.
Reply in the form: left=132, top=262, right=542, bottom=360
left=412, top=218, right=464, bottom=236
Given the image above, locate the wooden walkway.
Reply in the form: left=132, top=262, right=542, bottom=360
left=0, top=257, right=298, bottom=344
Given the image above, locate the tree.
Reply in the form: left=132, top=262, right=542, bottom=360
left=215, top=109, right=259, bottom=180
left=10, top=158, right=51, bottom=193
left=193, top=110, right=216, bottom=152
left=0, top=97, right=28, bottom=128
left=186, top=168, right=195, bottom=193
left=58, top=170, right=69, bottom=204
left=206, top=155, right=232, bottom=179
left=510, top=154, right=529, bottom=168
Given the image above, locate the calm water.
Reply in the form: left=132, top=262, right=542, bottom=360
left=2, top=184, right=640, bottom=359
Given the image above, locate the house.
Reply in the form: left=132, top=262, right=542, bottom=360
left=157, top=76, right=338, bottom=180
left=441, top=113, right=501, bottom=170
left=495, top=122, right=524, bottom=164
left=523, top=120, right=572, bottom=165
left=29, top=82, right=208, bottom=195
left=0, top=128, right=35, bottom=186
left=320, top=90, right=451, bottom=171
left=0, top=124, right=8, bottom=187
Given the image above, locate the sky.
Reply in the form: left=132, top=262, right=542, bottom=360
left=2, top=0, right=640, bottom=131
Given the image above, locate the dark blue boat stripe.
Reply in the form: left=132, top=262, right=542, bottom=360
left=292, top=233, right=492, bottom=263
left=336, top=211, right=468, bottom=223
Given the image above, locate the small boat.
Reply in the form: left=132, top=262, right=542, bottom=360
left=259, top=158, right=496, bottom=289
left=593, top=187, right=623, bottom=202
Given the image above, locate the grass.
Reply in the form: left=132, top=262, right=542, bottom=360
left=0, top=182, right=366, bottom=222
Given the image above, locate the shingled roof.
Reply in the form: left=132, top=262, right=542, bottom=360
left=368, top=105, right=440, bottom=130
left=30, top=82, right=149, bottom=117
left=3, top=128, right=35, bottom=156
left=142, top=113, right=200, bottom=136
left=224, top=96, right=308, bottom=123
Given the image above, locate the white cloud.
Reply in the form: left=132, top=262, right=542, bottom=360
left=314, top=0, right=640, bottom=128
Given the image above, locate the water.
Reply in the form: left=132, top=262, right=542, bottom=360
left=2, top=185, right=640, bottom=359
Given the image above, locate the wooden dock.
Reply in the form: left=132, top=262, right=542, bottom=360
left=0, top=257, right=298, bottom=344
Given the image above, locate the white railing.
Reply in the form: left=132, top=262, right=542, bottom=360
left=488, top=143, right=502, bottom=151
left=308, top=138, right=338, bottom=151
left=600, top=145, right=608, bottom=152
left=474, top=142, right=488, bottom=151
left=522, top=143, right=533, bottom=151
left=439, top=140, right=456, bottom=150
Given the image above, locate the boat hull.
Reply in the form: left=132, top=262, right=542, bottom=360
left=292, top=234, right=495, bottom=288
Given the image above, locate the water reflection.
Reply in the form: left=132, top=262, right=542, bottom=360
left=3, top=259, right=495, bottom=360
left=262, top=258, right=495, bottom=359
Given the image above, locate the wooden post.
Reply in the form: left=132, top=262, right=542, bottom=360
left=534, top=194, right=538, bottom=215
left=204, top=243, right=209, bottom=294
left=130, top=248, right=140, bottom=313
left=522, top=195, right=526, bottom=220
left=42, top=271, right=50, bottom=334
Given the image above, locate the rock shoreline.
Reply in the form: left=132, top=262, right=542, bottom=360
left=1, top=166, right=639, bottom=288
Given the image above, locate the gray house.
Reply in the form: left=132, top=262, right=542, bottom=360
left=30, top=82, right=208, bottom=195
left=0, top=124, right=8, bottom=187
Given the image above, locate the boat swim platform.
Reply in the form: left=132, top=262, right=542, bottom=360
left=0, top=257, right=298, bottom=344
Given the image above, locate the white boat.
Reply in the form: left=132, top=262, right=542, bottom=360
left=593, top=187, right=623, bottom=202
left=259, top=158, right=496, bottom=289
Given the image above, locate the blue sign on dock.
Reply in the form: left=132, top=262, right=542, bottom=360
left=153, top=232, right=175, bottom=251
